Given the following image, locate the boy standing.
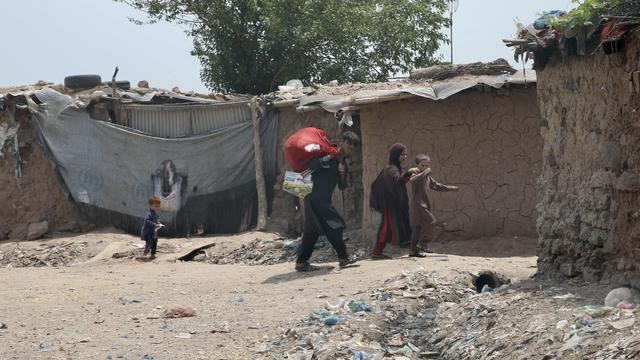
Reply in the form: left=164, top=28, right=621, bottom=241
left=409, top=154, right=458, bottom=257
left=142, top=196, right=163, bottom=259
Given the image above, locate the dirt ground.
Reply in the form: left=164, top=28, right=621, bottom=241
left=0, top=229, right=538, bottom=360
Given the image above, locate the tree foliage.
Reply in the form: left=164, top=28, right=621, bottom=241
left=548, top=0, right=630, bottom=30
left=118, top=0, right=449, bottom=94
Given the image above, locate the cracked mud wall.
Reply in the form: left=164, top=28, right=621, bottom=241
left=269, top=107, right=363, bottom=236
left=0, top=111, right=84, bottom=239
left=536, top=32, right=640, bottom=283
left=360, top=87, right=543, bottom=246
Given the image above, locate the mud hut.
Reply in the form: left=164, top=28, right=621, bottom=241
left=271, top=63, right=544, bottom=246
left=506, top=3, right=640, bottom=283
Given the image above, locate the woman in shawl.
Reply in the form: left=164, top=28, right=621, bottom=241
left=371, top=143, right=418, bottom=259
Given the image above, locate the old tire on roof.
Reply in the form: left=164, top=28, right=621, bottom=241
left=64, top=74, right=102, bottom=90
left=103, top=80, right=131, bottom=90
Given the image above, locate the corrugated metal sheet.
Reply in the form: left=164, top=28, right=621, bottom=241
left=121, top=100, right=251, bottom=137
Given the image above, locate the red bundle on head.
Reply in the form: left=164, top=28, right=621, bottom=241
left=283, top=127, right=339, bottom=172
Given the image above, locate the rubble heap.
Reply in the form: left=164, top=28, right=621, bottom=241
left=205, top=237, right=366, bottom=266
left=207, top=238, right=300, bottom=265
left=0, top=242, right=87, bottom=267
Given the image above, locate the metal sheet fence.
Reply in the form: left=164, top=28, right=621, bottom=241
left=120, top=101, right=252, bottom=137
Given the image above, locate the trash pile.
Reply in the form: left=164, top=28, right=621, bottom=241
left=0, top=242, right=87, bottom=267
left=405, top=283, right=640, bottom=360
left=256, top=267, right=640, bottom=360
left=206, top=237, right=365, bottom=266
left=207, top=238, right=301, bottom=265
left=503, top=2, right=640, bottom=69
left=258, top=269, right=473, bottom=360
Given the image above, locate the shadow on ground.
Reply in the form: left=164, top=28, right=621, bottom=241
left=262, top=265, right=336, bottom=284
left=427, top=236, right=537, bottom=258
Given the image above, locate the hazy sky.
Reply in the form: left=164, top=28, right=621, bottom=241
left=0, top=1, right=574, bottom=92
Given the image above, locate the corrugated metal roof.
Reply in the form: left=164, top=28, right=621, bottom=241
left=121, top=101, right=251, bottom=137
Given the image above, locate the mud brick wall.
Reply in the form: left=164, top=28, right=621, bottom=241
left=536, top=33, right=640, bottom=283
left=269, top=107, right=363, bottom=236
left=360, top=87, right=543, bottom=246
left=0, top=111, right=84, bottom=239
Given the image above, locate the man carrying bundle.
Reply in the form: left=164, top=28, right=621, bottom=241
left=290, top=130, right=360, bottom=272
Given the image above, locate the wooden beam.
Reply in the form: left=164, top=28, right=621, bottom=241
left=250, top=97, right=267, bottom=230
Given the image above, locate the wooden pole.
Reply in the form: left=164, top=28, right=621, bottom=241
left=111, top=66, right=120, bottom=124
left=250, top=97, right=267, bottom=230
left=111, top=66, right=119, bottom=98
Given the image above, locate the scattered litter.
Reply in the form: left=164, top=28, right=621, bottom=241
left=352, top=350, right=376, bottom=360
left=553, top=293, right=575, bottom=300
left=229, top=296, right=245, bottom=305
left=348, top=299, right=372, bottom=313
left=112, top=251, right=136, bottom=259
left=387, top=333, right=405, bottom=347
left=174, top=332, right=192, bottom=339
left=313, top=308, right=331, bottom=319
left=119, top=298, right=141, bottom=305
left=388, top=343, right=421, bottom=357
left=325, top=299, right=344, bottom=311
left=605, top=288, right=633, bottom=308
left=402, top=291, right=418, bottom=299
left=481, top=285, right=494, bottom=293
left=556, top=319, right=569, bottom=329
left=0, top=322, right=7, bottom=329
left=163, top=307, right=196, bottom=318
left=269, top=269, right=471, bottom=359
left=616, top=301, right=636, bottom=310
left=609, top=317, right=635, bottom=330
left=323, top=316, right=339, bottom=326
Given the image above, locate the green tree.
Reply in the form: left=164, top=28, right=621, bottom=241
left=118, top=0, right=449, bottom=94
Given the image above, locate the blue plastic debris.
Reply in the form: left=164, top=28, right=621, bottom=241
left=324, top=316, right=339, bottom=326
left=481, top=285, right=494, bottom=293
left=348, top=299, right=372, bottom=313
left=228, top=295, right=245, bottom=305
left=533, top=10, right=567, bottom=30
left=313, top=308, right=331, bottom=318
left=353, top=350, right=375, bottom=360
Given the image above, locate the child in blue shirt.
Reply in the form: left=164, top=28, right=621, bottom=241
left=142, top=196, right=163, bottom=259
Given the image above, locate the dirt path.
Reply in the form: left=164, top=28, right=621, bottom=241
left=0, top=231, right=537, bottom=360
